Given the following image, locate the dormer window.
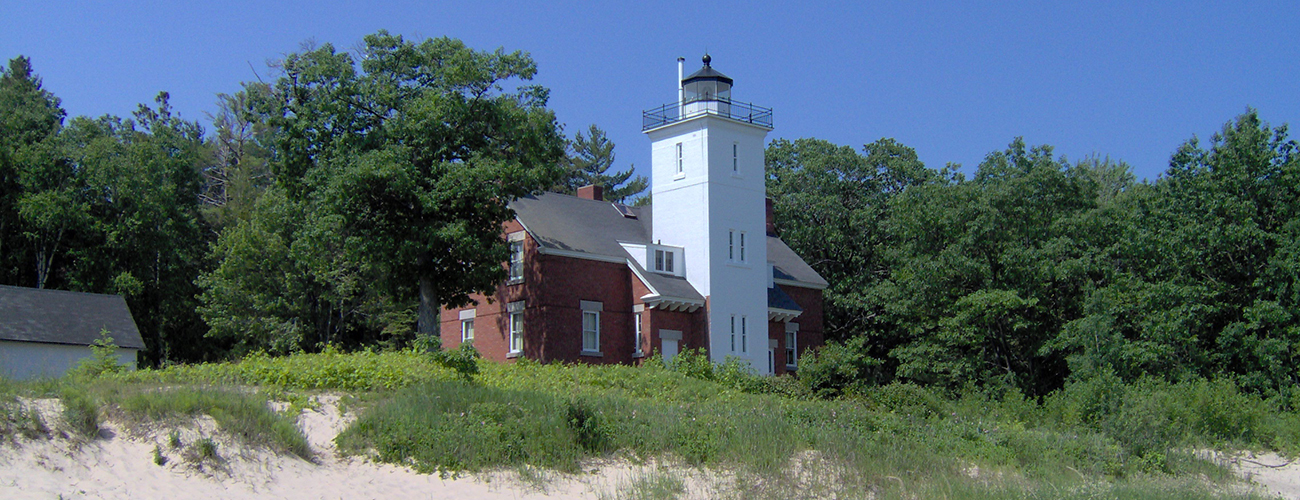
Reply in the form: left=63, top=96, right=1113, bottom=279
left=655, top=248, right=674, bottom=273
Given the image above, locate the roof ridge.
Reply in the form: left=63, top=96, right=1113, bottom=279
left=0, top=284, right=124, bottom=300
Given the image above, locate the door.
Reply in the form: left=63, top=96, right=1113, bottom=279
left=662, top=339, right=678, bottom=363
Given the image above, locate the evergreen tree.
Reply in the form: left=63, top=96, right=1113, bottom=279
left=558, top=125, right=647, bottom=204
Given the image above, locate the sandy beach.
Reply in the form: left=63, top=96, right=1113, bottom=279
left=0, top=395, right=724, bottom=500
left=2, top=395, right=1295, bottom=499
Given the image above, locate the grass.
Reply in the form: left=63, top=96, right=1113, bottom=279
left=4, top=349, right=1295, bottom=498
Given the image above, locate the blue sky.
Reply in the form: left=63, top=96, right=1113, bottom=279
left=4, top=1, right=1297, bottom=182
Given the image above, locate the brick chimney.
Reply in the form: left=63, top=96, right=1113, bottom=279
left=577, top=184, right=604, bottom=201
left=765, top=197, right=777, bottom=236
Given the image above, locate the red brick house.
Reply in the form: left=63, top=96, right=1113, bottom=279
left=440, top=56, right=826, bottom=375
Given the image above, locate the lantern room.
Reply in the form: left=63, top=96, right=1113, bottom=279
left=681, top=54, right=733, bottom=103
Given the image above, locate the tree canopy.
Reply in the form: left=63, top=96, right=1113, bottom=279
left=198, top=32, right=567, bottom=354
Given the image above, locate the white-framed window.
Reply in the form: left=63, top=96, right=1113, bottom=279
left=732, top=143, right=738, bottom=174
left=581, top=300, right=602, bottom=355
left=786, top=323, right=799, bottom=368
left=730, top=314, right=736, bottom=352
left=461, top=319, right=475, bottom=342
left=729, top=229, right=735, bottom=261
left=508, top=232, right=525, bottom=283
left=675, top=142, right=684, bottom=175
left=741, top=315, right=747, bottom=353
left=654, top=248, right=674, bottom=273
left=739, top=231, right=746, bottom=262
left=633, top=306, right=644, bottom=357
left=459, top=309, right=476, bottom=342
left=508, top=301, right=524, bottom=355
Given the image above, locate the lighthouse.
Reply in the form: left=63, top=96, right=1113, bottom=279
left=642, top=55, right=775, bottom=371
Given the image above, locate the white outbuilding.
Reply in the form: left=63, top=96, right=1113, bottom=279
left=0, top=285, right=143, bottom=379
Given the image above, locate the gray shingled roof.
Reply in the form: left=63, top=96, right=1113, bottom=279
left=768, top=237, right=828, bottom=288
left=0, top=285, right=145, bottom=349
left=509, top=192, right=827, bottom=292
left=768, top=285, right=803, bottom=311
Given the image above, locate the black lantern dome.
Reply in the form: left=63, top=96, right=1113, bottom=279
left=681, top=54, right=732, bottom=103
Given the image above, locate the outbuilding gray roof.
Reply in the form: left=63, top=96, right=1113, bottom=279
left=509, top=192, right=827, bottom=294
left=0, top=285, right=146, bottom=349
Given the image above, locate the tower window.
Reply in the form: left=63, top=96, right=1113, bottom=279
left=741, top=315, right=747, bottom=353
left=732, top=143, right=738, bottom=173
left=739, top=231, right=746, bottom=262
left=676, top=142, right=683, bottom=175
left=730, top=315, right=736, bottom=352
left=728, top=229, right=735, bottom=261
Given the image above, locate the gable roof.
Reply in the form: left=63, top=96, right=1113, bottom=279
left=510, top=192, right=828, bottom=291
left=0, top=285, right=146, bottom=349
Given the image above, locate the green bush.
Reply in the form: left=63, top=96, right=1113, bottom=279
left=430, top=343, right=482, bottom=380
left=565, top=396, right=610, bottom=452
left=796, top=337, right=883, bottom=398
left=67, top=329, right=126, bottom=380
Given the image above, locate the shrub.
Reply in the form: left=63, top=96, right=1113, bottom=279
left=667, top=348, right=714, bottom=381
left=194, top=437, right=219, bottom=460
left=431, top=343, right=482, bottom=380
left=565, top=396, right=610, bottom=452
left=68, top=329, right=125, bottom=380
left=797, top=337, right=883, bottom=398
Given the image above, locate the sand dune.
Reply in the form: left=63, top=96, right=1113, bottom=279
left=0, top=395, right=713, bottom=500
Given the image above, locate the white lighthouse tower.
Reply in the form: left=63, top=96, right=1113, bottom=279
left=642, top=55, right=775, bottom=372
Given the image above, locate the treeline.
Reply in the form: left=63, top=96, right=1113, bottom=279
left=769, top=115, right=1300, bottom=398
left=5, top=31, right=1296, bottom=399
left=2, top=32, right=657, bottom=365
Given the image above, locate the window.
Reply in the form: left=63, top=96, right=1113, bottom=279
left=732, top=143, right=738, bottom=173
left=675, top=142, right=683, bottom=175
left=728, top=230, right=735, bottom=261
left=461, top=318, right=474, bottom=342
left=739, top=231, right=746, bottom=262
left=508, top=301, right=524, bottom=355
left=654, top=249, right=674, bottom=273
left=786, top=325, right=798, bottom=368
left=633, top=308, right=644, bottom=356
left=581, top=300, right=602, bottom=355
left=583, top=311, right=599, bottom=352
left=741, top=315, right=747, bottom=353
left=459, top=309, right=476, bottom=343
left=728, top=315, right=738, bottom=350
left=508, top=235, right=525, bottom=283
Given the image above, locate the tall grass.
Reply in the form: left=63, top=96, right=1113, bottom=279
left=103, top=386, right=312, bottom=460
left=50, top=349, right=1295, bottom=498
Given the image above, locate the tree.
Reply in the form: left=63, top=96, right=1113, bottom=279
left=199, top=83, right=275, bottom=231
left=203, top=31, right=566, bottom=350
left=1055, top=111, right=1300, bottom=395
left=556, top=124, right=647, bottom=204
left=765, top=137, right=933, bottom=345
left=0, top=56, right=67, bottom=286
left=880, top=139, right=1117, bottom=395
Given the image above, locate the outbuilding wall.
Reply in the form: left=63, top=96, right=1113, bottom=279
left=0, top=340, right=138, bottom=380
